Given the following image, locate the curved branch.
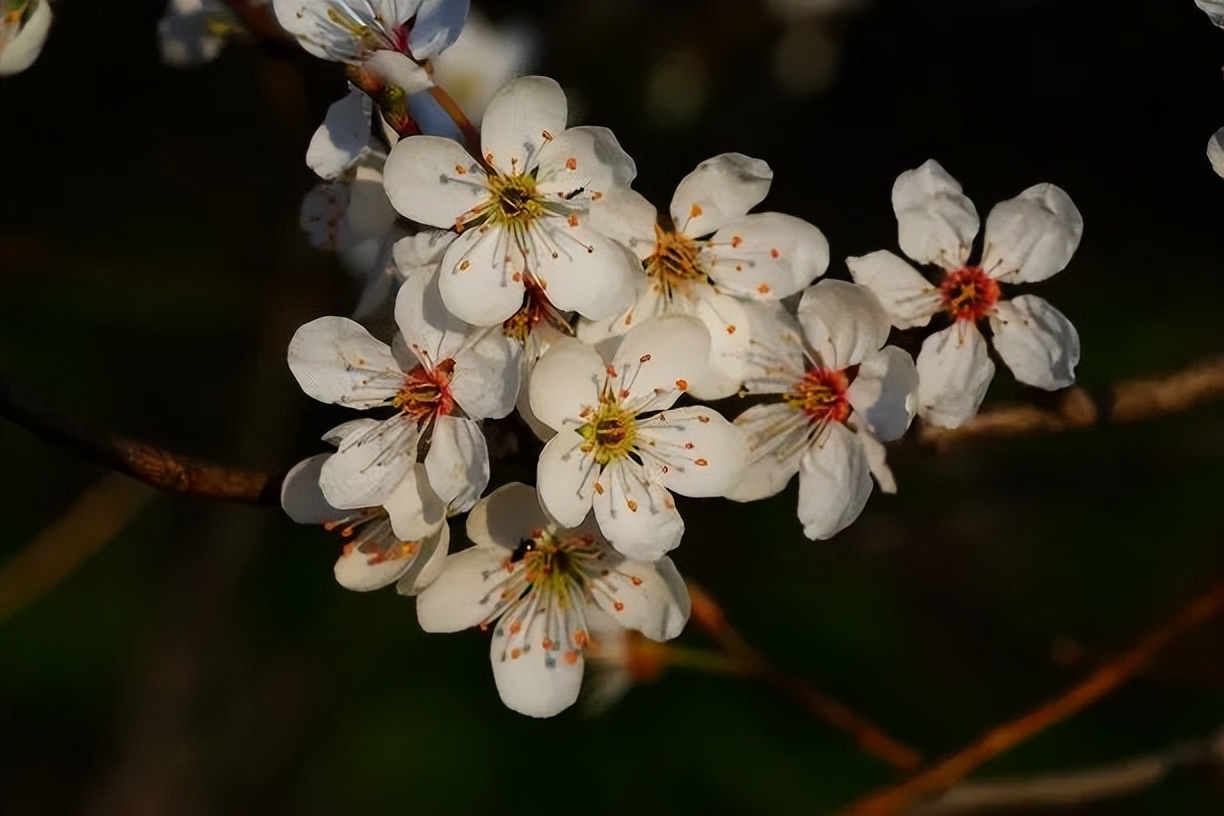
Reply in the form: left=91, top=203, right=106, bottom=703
left=919, top=356, right=1224, bottom=449
left=1, top=377, right=280, bottom=505
left=842, top=581, right=1224, bottom=816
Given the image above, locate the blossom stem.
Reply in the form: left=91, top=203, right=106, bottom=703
left=662, top=645, right=745, bottom=676
left=687, top=581, right=923, bottom=771
left=841, top=581, right=1224, bottom=816
left=0, top=376, right=280, bottom=505
left=428, top=84, right=481, bottom=153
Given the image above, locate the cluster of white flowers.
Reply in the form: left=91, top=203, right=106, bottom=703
left=246, top=0, right=1098, bottom=718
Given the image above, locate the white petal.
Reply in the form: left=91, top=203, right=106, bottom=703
left=280, top=454, right=338, bottom=524
left=612, top=315, right=710, bottom=410
left=321, top=417, right=382, bottom=447
left=686, top=290, right=751, bottom=400
left=535, top=126, right=637, bottom=196
left=586, top=187, right=658, bottom=258
left=670, top=153, right=773, bottom=238
left=846, top=346, right=918, bottom=442
left=989, top=295, right=1080, bottom=390
left=636, top=406, right=748, bottom=498
left=393, top=519, right=452, bottom=595
left=424, top=416, right=489, bottom=512
left=858, top=430, right=897, bottom=494
left=845, top=250, right=941, bottom=329
left=306, top=91, right=374, bottom=180
left=892, top=159, right=979, bottom=270
left=738, top=300, right=806, bottom=395
left=724, top=403, right=805, bottom=502
left=287, top=316, right=403, bottom=408
left=480, top=75, right=567, bottom=175
left=407, top=0, right=470, bottom=59
left=392, top=229, right=455, bottom=276
left=0, top=0, right=52, bottom=76
left=383, top=463, right=446, bottom=541
left=707, top=212, right=829, bottom=301
left=530, top=222, right=637, bottom=321
left=319, top=415, right=420, bottom=508
left=450, top=332, right=520, bottom=420
left=363, top=50, right=433, bottom=94
left=982, top=183, right=1083, bottom=284
left=415, top=544, right=510, bottom=632
left=490, top=611, right=584, bottom=717
left=436, top=227, right=528, bottom=325
left=594, top=556, right=690, bottom=641
left=383, top=135, right=487, bottom=228
left=528, top=338, right=604, bottom=432
left=333, top=542, right=414, bottom=592
left=915, top=323, right=995, bottom=429
left=537, top=431, right=599, bottom=527
left=796, top=423, right=872, bottom=540
left=593, top=460, right=685, bottom=561
left=1208, top=127, right=1224, bottom=178
left=796, top=280, right=890, bottom=370
left=465, top=482, right=550, bottom=550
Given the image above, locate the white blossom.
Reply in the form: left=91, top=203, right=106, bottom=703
left=728, top=281, right=917, bottom=540
left=847, top=159, right=1082, bottom=428
left=530, top=315, right=748, bottom=560
left=157, top=0, right=252, bottom=68
left=416, top=482, right=690, bottom=717
left=1195, top=0, right=1224, bottom=27
left=578, top=153, right=830, bottom=399
left=382, top=75, right=640, bottom=326
left=280, top=430, right=450, bottom=593
left=273, top=0, right=467, bottom=92
left=1208, top=127, right=1224, bottom=179
left=286, top=268, right=517, bottom=518
left=0, top=0, right=52, bottom=77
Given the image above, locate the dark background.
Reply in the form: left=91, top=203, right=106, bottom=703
left=2, top=0, right=1222, bottom=813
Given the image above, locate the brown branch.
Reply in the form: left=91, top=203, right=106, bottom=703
left=920, top=356, right=1224, bottom=449
left=1, top=377, right=280, bottom=505
left=909, top=731, right=1224, bottom=816
left=688, top=581, right=923, bottom=772
left=842, top=581, right=1224, bottom=816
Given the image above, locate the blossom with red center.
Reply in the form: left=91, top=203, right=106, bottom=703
left=729, top=281, right=917, bottom=540
left=416, top=483, right=690, bottom=718
left=847, top=159, right=1083, bottom=429
left=287, top=268, right=518, bottom=525
left=577, top=152, right=830, bottom=400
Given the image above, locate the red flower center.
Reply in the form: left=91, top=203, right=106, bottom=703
left=393, top=359, right=456, bottom=424
left=939, top=266, right=1000, bottom=322
left=786, top=366, right=852, bottom=425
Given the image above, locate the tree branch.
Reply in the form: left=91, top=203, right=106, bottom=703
left=687, top=582, right=923, bottom=771
left=0, top=377, right=281, bottom=505
left=919, top=356, right=1224, bottom=449
left=909, top=731, right=1224, bottom=816
left=842, top=581, right=1224, bottom=816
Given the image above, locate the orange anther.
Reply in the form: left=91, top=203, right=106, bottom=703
left=731, top=235, right=743, bottom=248
left=565, top=157, right=577, bottom=170
left=770, top=248, right=780, bottom=258
left=675, top=378, right=688, bottom=390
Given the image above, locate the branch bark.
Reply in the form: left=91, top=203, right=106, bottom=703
left=919, top=356, right=1224, bottom=449
left=1, top=377, right=280, bottom=505
left=841, top=581, right=1224, bottom=816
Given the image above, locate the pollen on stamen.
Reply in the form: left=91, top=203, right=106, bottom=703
left=726, top=325, right=737, bottom=334
left=613, top=601, right=625, bottom=612
left=509, top=620, right=522, bottom=634
left=689, top=204, right=703, bottom=218
left=511, top=648, right=522, bottom=659
left=458, top=260, right=470, bottom=271
left=565, top=157, right=577, bottom=170
left=626, top=499, right=638, bottom=512
left=454, top=164, right=467, bottom=175
left=757, top=283, right=771, bottom=295
left=567, top=214, right=579, bottom=227
left=594, top=482, right=605, bottom=495
left=695, top=458, right=709, bottom=466
left=697, top=415, right=711, bottom=423
left=563, top=650, right=579, bottom=664
left=630, top=576, right=643, bottom=586
left=675, top=378, right=688, bottom=390
left=731, top=235, right=743, bottom=248
left=770, top=247, right=780, bottom=258
left=542, top=130, right=554, bottom=141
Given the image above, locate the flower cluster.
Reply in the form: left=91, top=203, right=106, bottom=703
left=261, top=8, right=1088, bottom=716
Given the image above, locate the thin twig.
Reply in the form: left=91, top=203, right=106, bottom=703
left=688, top=581, right=923, bottom=772
left=920, top=356, right=1224, bottom=449
left=1, top=377, right=281, bottom=505
left=0, top=473, right=155, bottom=623
left=843, top=581, right=1224, bottom=816
left=909, top=731, right=1224, bottom=815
